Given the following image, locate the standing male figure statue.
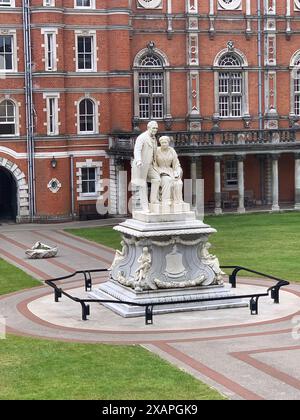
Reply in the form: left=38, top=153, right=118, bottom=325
left=131, top=121, right=161, bottom=211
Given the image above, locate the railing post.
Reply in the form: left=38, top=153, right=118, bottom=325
left=250, top=297, right=259, bottom=315
left=81, top=302, right=90, bottom=321
left=145, top=305, right=154, bottom=325
left=55, top=288, right=62, bottom=302
left=84, top=272, right=92, bottom=292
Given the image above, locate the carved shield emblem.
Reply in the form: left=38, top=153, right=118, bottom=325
left=165, top=246, right=186, bottom=278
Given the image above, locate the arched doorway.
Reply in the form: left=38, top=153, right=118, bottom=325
left=0, top=167, right=17, bottom=221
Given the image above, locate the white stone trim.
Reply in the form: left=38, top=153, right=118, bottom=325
left=0, top=97, right=20, bottom=137
left=133, top=47, right=172, bottom=121
left=41, top=28, right=58, bottom=72
left=74, top=0, right=95, bottom=9
left=218, top=0, right=242, bottom=11
left=0, top=156, right=29, bottom=217
left=43, top=92, right=60, bottom=136
left=0, top=29, right=18, bottom=73
left=0, top=146, right=107, bottom=160
left=76, top=159, right=103, bottom=201
left=74, top=30, right=97, bottom=73
left=77, top=96, right=99, bottom=135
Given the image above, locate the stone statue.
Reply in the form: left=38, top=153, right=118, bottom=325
left=131, top=121, right=161, bottom=211
left=134, top=247, right=152, bottom=291
left=155, top=136, right=184, bottom=204
left=109, top=240, right=127, bottom=271
left=200, top=242, right=225, bottom=285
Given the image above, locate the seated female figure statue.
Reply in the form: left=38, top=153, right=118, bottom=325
left=155, top=136, right=184, bottom=204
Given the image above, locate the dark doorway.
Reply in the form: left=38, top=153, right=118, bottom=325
left=0, top=167, right=17, bottom=221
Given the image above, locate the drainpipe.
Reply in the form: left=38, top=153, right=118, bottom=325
left=70, top=154, right=75, bottom=218
left=22, top=0, right=36, bottom=220
left=257, top=0, right=263, bottom=131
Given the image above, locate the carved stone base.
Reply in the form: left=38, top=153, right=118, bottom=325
left=90, top=218, right=248, bottom=317
left=89, top=281, right=247, bottom=318
left=109, top=219, right=217, bottom=290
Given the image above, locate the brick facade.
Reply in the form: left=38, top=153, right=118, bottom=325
left=0, top=1, right=300, bottom=222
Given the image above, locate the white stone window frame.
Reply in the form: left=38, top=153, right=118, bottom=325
left=0, top=30, right=18, bottom=74
left=76, top=96, right=99, bottom=135
left=41, top=28, right=58, bottom=72
left=0, top=0, right=15, bottom=7
left=76, top=160, right=103, bottom=201
left=133, top=47, right=172, bottom=122
left=43, top=0, right=55, bottom=6
left=0, top=97, right=20, bottom=137
left=74, top=0, right=95, bottom=10
left=290, top=50, right=300, bottom=117
left=75, top=30, right=97, bottom=73
left=213, top=48, right=249, bottom=120
left=43, top=92, right=60, bottom=136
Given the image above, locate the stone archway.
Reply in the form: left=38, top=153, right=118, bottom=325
left=0, top=157, right=29, bottom=221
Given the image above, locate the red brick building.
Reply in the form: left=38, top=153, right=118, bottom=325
left=1, top=0, right=300, bottom=222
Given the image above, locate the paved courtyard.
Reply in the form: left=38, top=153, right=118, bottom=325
left=0, top=220, right=300, bottom=400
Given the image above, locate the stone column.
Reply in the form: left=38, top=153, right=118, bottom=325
left=237, top=155, right=246, bottom=214
left=191, top=157, right=197, bottom=208
left=116, top=159, right=128, bottom=216
left=271, top=154, right=280, bottom=212
left=295, top=153, right=300, bottom=210
left=214, top=156, right=222, bottom=215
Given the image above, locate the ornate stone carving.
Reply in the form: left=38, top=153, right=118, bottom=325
left=134, top=247, right=152, bottom=291
left=218, top=0, right=242, bottom=11
left=199, top=242, right=225, bottom=285
left=109, top=241, right=128, bottom=271
left=137, top=0, right=162, bottom=9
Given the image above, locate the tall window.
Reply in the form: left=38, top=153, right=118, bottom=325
left=44, top=94, right=59, bottom=135
left=0, top=1, right=15, bottom=7
left=0, top=99, right=16, bottom=135
left=0, top=35, right=13, bottom=71
left=78, top=98, right=96, bottom=133
left=75, top=0, right=95, bottom=8
left=43, top=0, right=55, bottom=6
left=81, top=168, right=96, bottom=194
left=218, top=54, right=243, bottom=117
left=138, top=54, right=164, bottom=119
left=76, top=35, right=95, bottom=71
left=225, top=160, right=238, bottom=188
left=291, top=54, right=300, bottom=116
left=46, top=33, right=55, bottom=71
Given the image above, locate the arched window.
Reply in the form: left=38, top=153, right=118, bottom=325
left=133, top=46, right=171, bottom=122
left=290, top=52, right=300, bottom=116
left=138, top=53, right=164, bottom=119
left=78, top=98, right=97, bottom=134
left=214, top=49, right=249, bottom=119
left=0, top=99, right=16, bottom=135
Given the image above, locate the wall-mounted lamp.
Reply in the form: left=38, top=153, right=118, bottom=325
left=51, top=156, right=57, bottom=169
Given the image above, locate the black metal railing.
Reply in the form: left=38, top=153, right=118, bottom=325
left=108, top=128, right=299, bottom=156
left=45, top=266, right=290, bottom=325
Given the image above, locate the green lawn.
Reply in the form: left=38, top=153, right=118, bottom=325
left=67, top=212, right=300, bottom=282
left=206, top=212, right=300, bottom=282
left=66, top=226, right=122, bottom=250
left=0, top=335, right=222, bottom=400
left=0, top=258, right=41, bottom=295
left=0, top=247, right=223, bottom=400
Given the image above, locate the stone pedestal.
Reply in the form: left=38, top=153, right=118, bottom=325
left=90, top=215, right=247, bottom=317
left=91, top=281, right=247, bottom=318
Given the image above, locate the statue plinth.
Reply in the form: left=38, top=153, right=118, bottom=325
left=90, top=214, right=247, bottom=317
